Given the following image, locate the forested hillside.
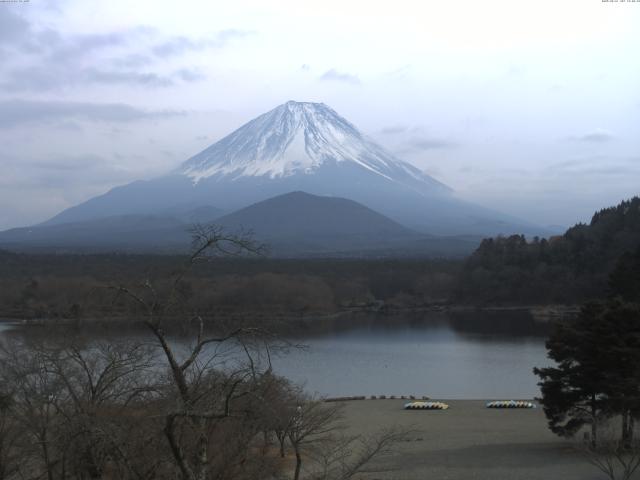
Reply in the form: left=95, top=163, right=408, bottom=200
left=0, top=252, right=459, bottom=321
left=457, top=197, right=640, bottom=304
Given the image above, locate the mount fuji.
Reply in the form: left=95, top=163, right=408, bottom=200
left=0, top=101, right=545, bottom=254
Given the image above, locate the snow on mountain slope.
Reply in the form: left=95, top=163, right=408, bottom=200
left=34, top=100, right=546, bottom=237
left=179, top=101, right=450, bottom=195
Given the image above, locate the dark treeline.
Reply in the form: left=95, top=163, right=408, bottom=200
left=534, top=242, right=640, bottom=476
left=2, top=197, right=640, bottom=320
left=456, top=197, right=640, bottom=305
left=0, top=252, right=459, bottom=321
left=0, top=227, right=404, bottom=480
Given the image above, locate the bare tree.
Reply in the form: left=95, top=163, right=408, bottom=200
left=0, top=224, right=406, bottom=480
left=109, top=225, right=280, bottom=480
left=46, top=340, right=158, bottom=479
left=580, top=420, right=640, bottom=480
left=282, top=395, right=408, bottom=480
left=0, top=340, right=67, bottom=480
left=306, top=428, right=408, bottom=480
left=0, top=336, right=160, bottom=480
left=286, top=398, right=344, bottom=480
left=0, top=392, right=20, bottom=480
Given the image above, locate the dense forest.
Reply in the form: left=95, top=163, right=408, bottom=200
left=456, top=197, right=640, bottom=304
left=1, top=197, right=639, bottom=321
left=0, top=251, right=459, bottom=321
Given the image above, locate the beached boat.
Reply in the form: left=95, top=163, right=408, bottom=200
left=404, top=401, right=449, bottom=410
left=486, top=400, right=536, bottom=409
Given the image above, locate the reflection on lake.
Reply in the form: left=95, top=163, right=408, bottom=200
left=1, top=310, right=554, bottom=399
left=271, top=311, right=552, bottom=399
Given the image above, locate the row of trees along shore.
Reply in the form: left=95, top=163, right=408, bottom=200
left=458, top=196, right=640, bottom=304
left=0, top=226, right=405, bottom=480
left=535, top=244, right=640, bottom=480
left=2, top=197, right=639, bottom=322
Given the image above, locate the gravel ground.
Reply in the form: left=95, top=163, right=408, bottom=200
left=338, top=399, right=603, bottom=480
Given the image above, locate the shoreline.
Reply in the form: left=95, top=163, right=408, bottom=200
left=337, top=399, right=594, bottom=480
left=0, top=303, right=579, bottom=326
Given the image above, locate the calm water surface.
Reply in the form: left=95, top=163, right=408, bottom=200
left=270, top=312, right=552, bottom=399
left=1, top=311, right=553, bottom=399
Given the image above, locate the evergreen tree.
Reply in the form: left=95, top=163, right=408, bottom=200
left=534, top=302, right=611, bottom=445
left=609, top=246, right=640, bottom=302
left=534, top=300, right=640, bottom=446
left=596, top=301, right=640, bottom=445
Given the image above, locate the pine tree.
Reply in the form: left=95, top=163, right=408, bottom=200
left=534, top=302, right=611, bottom=445
left=534, top=300, right=640, bottom=446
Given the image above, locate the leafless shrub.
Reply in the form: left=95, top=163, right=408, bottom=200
left=579, top=420, right=640, bottom=480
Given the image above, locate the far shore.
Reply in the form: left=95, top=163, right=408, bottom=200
left=335, top=399, right=596, bottom=480
left=0, top=303, right=580, bottom=328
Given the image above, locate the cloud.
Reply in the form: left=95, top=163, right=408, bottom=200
left=45, top=31, right=134, bottom=63
left=319, top=69, right=361, bottom=85
left=505, top=63, right=526, bottom=77
left=0, top=9, right=29, bottom=43
left=151, top=29, right=253, bottom=58
left=0, top=27, right=176, bottom=91
left=0, top=154, right=136, bottom=190
left=398, top=137, right=458, bottom=153
left=174, top=68, right=206, bottom=82
left=112, top=53, right=154, bottom=68
left=83, top=68, right=174, bottom=87
left=567, top=129, right=615, bottom=143
left=0, top=13, right=243, bottom=92
left=1, top=66, right=196, bottom=91
left=383, top=64, right=411, bottom=79
left=380, top=125, right=408, bottom=135
left=550, top=156, right=640, bottom=176
left=26, top=155, right=108, bottom=172
left=10, top=21, right=151, bottom=62
left=0, top=99, right=184, bottom=128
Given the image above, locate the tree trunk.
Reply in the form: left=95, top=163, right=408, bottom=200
left=591, top=396, right=598, bottom=448
left=293, top=445, right=302, bottom=480
left=262, top=430, right=269, bottom=455
left=276, top=431, right=286, bottom=458
left=83, top=447, right=103, bottom=479
left=41, top=428, right=54, bottom=480
left=195, top=420, right=209, bottom=480
left=164, top=415, right=194, bottom=480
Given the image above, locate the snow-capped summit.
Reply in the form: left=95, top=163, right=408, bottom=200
left=179, top=101, right=449, bottom=195
left=36, top=101, right=543, bottom=238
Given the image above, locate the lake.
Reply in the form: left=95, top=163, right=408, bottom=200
left=0, top=310, right=553, bottom=399
left=270, top=311, right=551, bottom=399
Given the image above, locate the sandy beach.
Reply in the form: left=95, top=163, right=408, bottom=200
left=338, top=399, right=601, bottom=480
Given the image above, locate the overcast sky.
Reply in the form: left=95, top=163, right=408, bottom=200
left=0, top=0, right=638, bottom=231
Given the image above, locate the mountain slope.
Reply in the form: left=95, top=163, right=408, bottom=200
left=216, top=191, right=418, bottom=238
left=0, top=191, right=480, bottom=257
left=38, top=101, right=542, bottom=237
left=0, top=214, right=191, bottom=252
left=214, top=191, right=479, bottom=257
left=179, top=101, right=450, bottom=196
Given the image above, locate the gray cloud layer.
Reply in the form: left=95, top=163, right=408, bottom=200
left=0, top=10, right=250, bottom=92
left=380, top=125, right=408, bottom=135
left=550, top=155, right=639, bottom=176
left=152, top=29, right=252, bottom=58
left=567, top=129, right=616, bottom=143
left=0, top=99, right=183, bottom=128
left=319, top=69, right=361, bottom=85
